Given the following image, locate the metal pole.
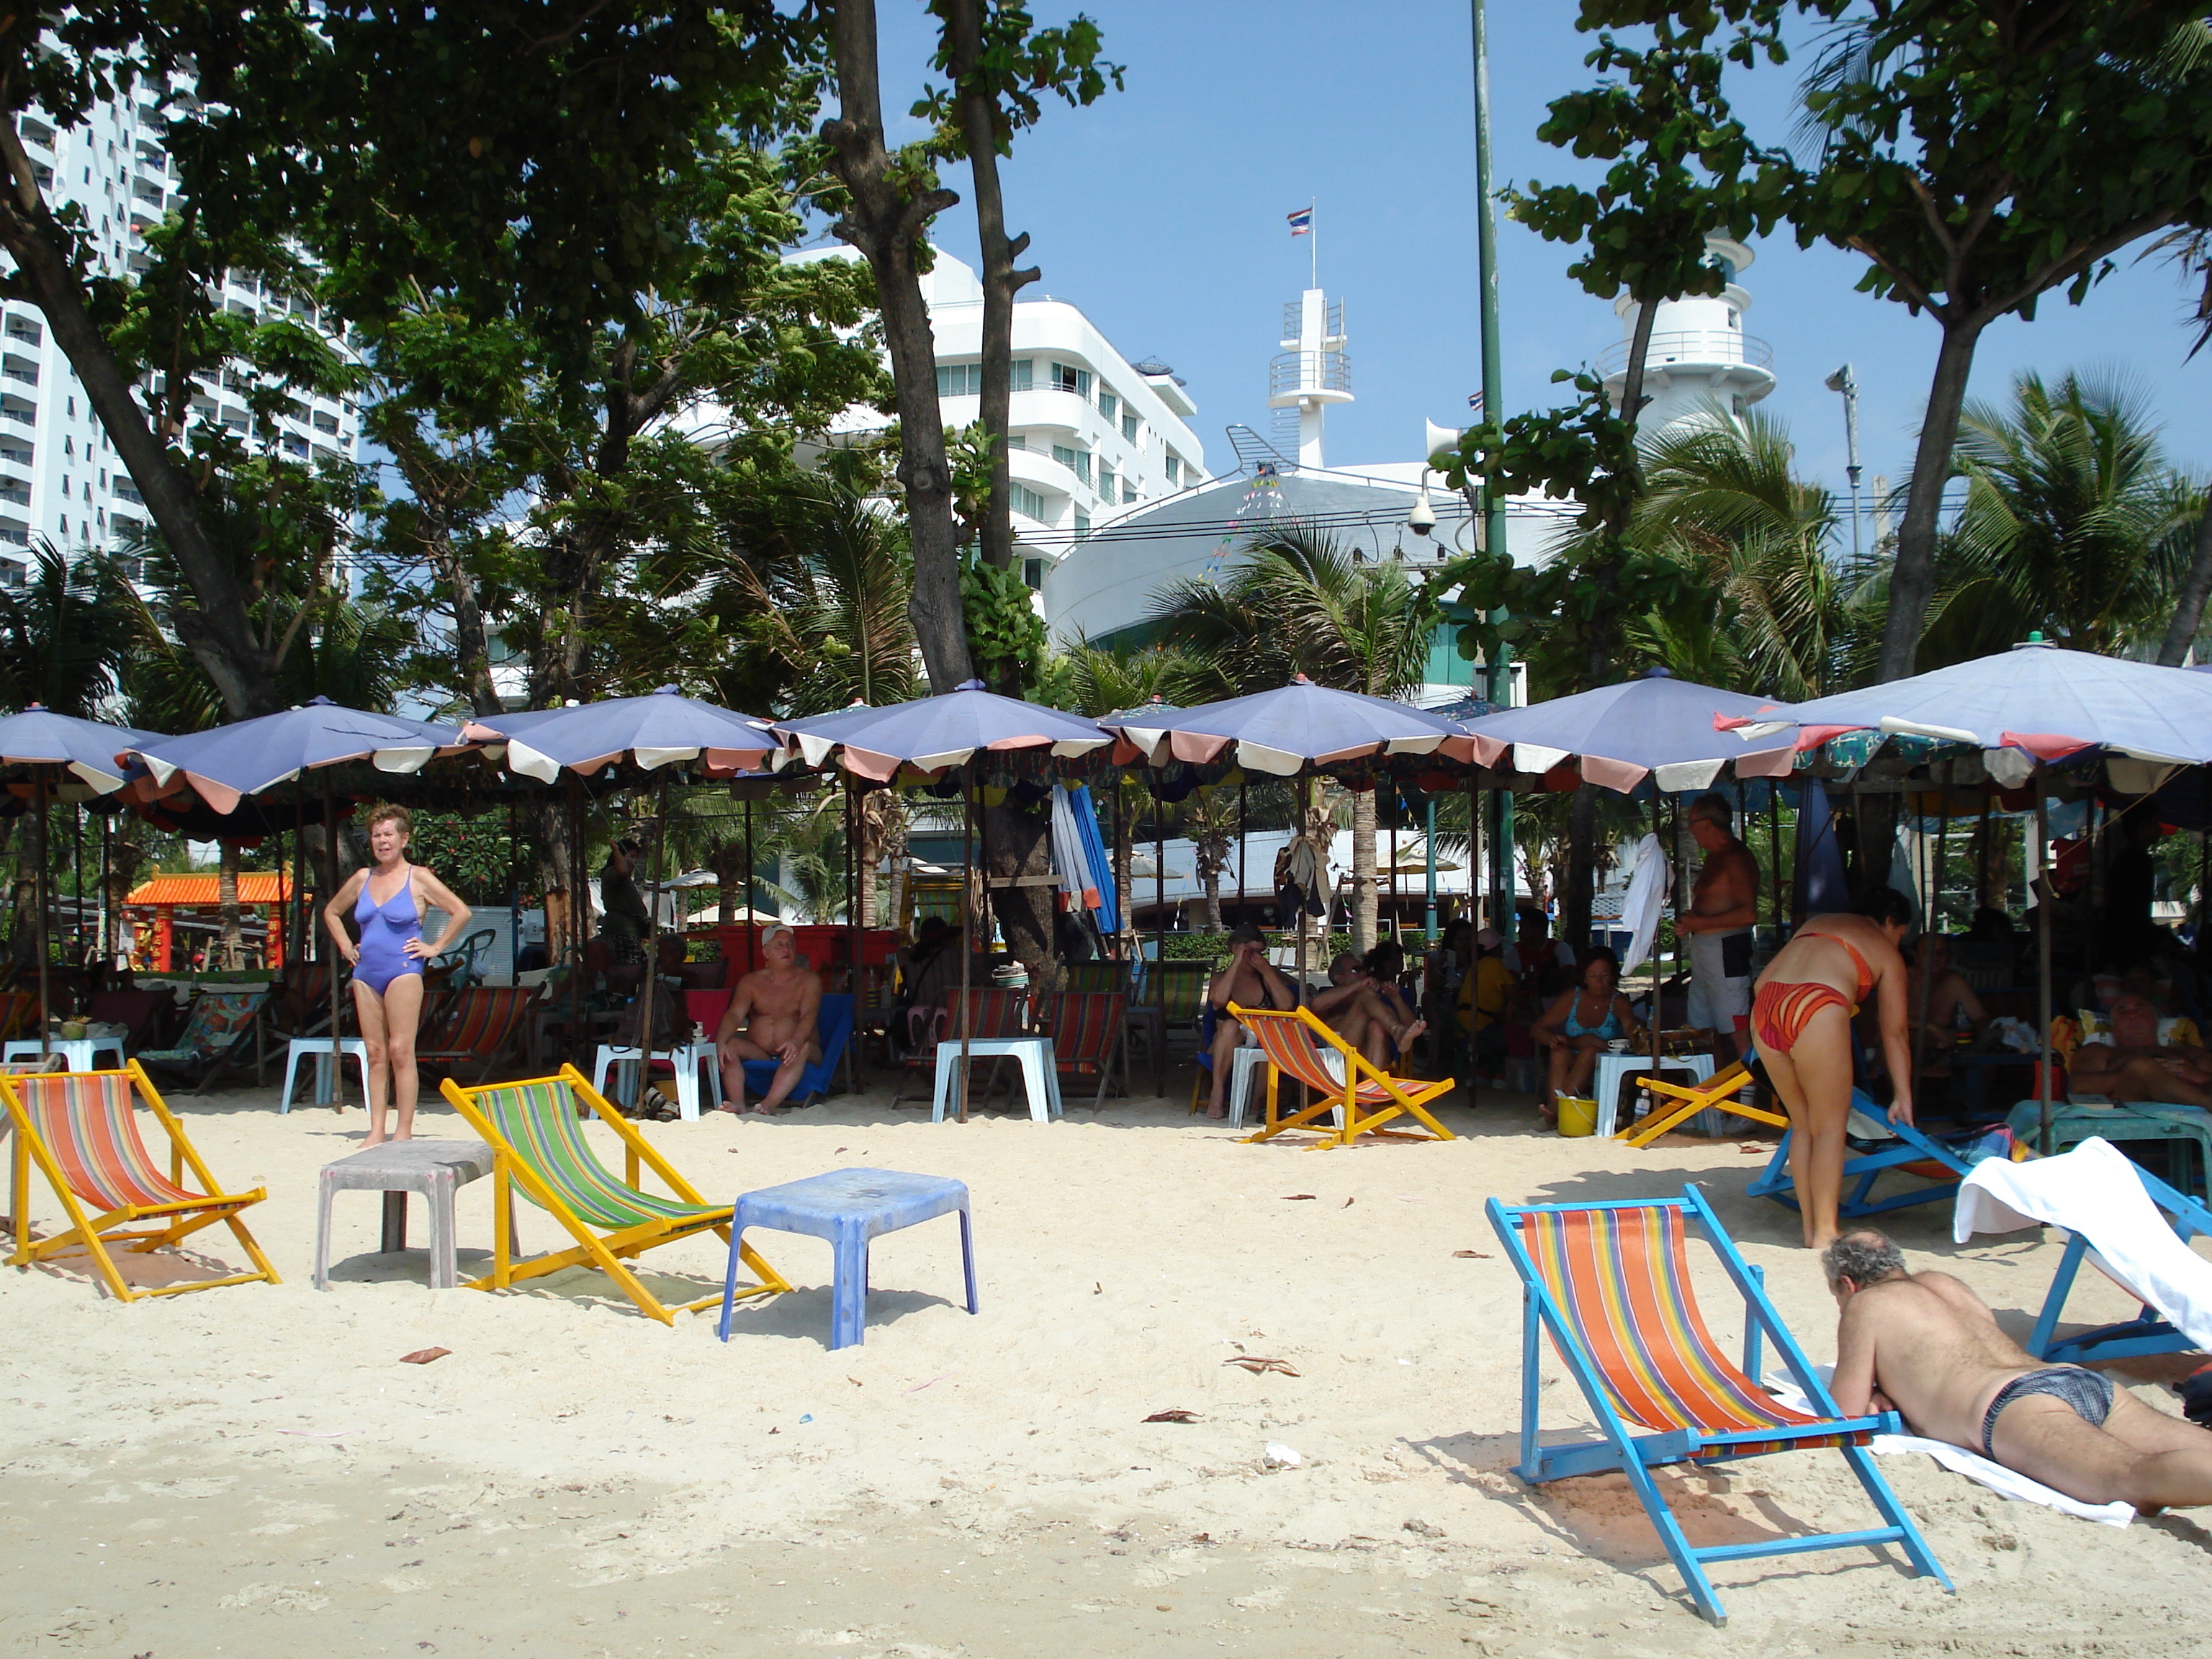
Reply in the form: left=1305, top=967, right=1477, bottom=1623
left=1237, top=778, right=1247, bottom=937
left=71, top=801, right=81, bottom=971
left=99, top=806, right=111, bottom=971
left=567, top=780, right=584, bottom=1070
left=2199, top=770, right=2211, bottom=948
left=958, top=775, right=974, bottom=1123
left=2036, top=778, right=2054, bottom=1153
left=1424, top=796, right=1438, bottom=943
left=630, top=770, right=671, bottom=1110
left=325, top=781, right=344, bottom=1111
left=1767, top=783, right=1784, bottom=940
left=1472, top=0, right=1514, bottom=945
left=32, top=773, right=50, bottom=1056
left=845, top=769, right=860, bottom=1094
left=507, top=797, right=520, bottom=984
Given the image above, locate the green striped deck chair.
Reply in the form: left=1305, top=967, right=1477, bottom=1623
left=440, top=1065, right=789, bottom=1325
left=1149, top=961, right=1211, bottom=1038
left=1062, top=961, right=1131, bottom=994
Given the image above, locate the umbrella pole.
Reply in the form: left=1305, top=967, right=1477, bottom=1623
left=1424, top=796, right=1437, bottom=945
left=99, top=805, right=110, bottom=971
left=2036, top=776, right=2054, bottom=1154
left=1767, top=783, right=1783, bottom=940
left=325, top=781, right=344, bottom=1113
left=507, top=799, right=520, bottom=986
left=1237, top=778, right=1247, bottom=937
left=632, top=770, right=671, bottom=1111
left=844, top=768, right=859, bottom=1094
left=33, top=773, right=50, bottom=1056
left=958, top=773, right=974, bottom=1123
left=568, top=780, right=585, bottom=1071
left=1650, top=791, right=1660, bottom=1103
left=71, top=802, right=81, bottom=972
left=2200, top=770, right=2211, bottom=947
left=1156, top=776, right=1168, bottom=1098
left=744, top=795, right=755, bottom=974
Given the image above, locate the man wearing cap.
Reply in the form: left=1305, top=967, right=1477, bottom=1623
left=716, top=924, right=823, bottom=1114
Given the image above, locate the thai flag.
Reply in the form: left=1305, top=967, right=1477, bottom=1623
left=1286, top=207, right=1312, bottom=236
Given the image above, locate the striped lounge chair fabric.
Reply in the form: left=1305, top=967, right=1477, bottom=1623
left=1062, top=961, right=1130, bottom=993
left=1, top=1061, right=279, bottom=1301
left=1148, top=962, right=1210, bottom=1031
left=0, top=989, right=39, bottom=1043
left=418, top=986, right=539, bottom=1085
left=440, top=1065, right=788, bottom=1324
left=1486, top=1185, right=1949, bottom=1626
left=891, top=987, right=1028, bottom=1106
left=1229, top=1003, right=1454, bottom=1149
left=135, top=988, right=268, bottom=1093
left=1035, top=990, right=1125, bottom=1106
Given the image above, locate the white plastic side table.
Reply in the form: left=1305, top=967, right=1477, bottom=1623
left=2, top=1036, right=125, bottom=1071
left=932, top=1036, right=1061, bottom=1122
left=593, top=1043, right=711, bottom=1119
left=1593, top=1052, right=1716, bottom=1138
left=280, top=1037, right=371, bottom=1112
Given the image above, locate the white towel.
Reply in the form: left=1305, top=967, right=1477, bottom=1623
left=1766, top=1370, right=2134, bottom=1529
left=1619, top=834, right=1670, bottom=978
left=1953, top=1136, right=2212, bottom=1352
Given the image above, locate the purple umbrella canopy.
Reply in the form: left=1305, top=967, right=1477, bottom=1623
left=122, top=696, right=467, bottom=814
left=772, top=680, right=1110, bottom=781
left=0, top=704, right=165, bottom=793
left=463, top=686, right=776, bottom=783
left=1459, top=670, right=1797, bottom=793
left=1094, top=676, right=1474, bottom=776
left=1730, top=639, right=2212, bottom=784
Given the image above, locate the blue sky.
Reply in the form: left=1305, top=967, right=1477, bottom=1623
left=863, top=0, right=2212, bottom=511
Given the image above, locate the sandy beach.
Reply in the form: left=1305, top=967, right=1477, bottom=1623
left=5, top=1072, right=2209, bottom=1658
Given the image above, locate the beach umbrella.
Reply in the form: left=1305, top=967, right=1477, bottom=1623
left=1094, top=675, right=1472, bottom=775
left=1459, top=669, right=1797, bottom=793
left=775, top=683, right=1113, bottom=1121
left=0, top=706, right=166, bottom=1056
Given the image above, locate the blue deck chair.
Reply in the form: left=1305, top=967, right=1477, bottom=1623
left=740, top=994, right=854, bottom=1110
left=1487, top=1184, right=1950, bottom=1627
left=1748, top=1089, right=2006, bottom=1219
left=2023, top=1154, right=2212, bottom=1365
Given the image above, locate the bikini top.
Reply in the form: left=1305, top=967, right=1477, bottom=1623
left=354, top=866, right=420, bottom=932
left=1563, top=992, right=1623, bottom=1040
left=1796, top=925, right=1876, bottom=1002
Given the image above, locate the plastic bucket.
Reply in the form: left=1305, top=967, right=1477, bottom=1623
left=1556, top=1096, right=1598, bottom=1137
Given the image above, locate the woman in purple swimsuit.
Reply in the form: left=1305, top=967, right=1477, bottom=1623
left=322, top=804, right=472, bottom=1145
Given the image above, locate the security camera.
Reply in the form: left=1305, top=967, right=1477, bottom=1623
left=1408, top=485, right=1437, bottom=536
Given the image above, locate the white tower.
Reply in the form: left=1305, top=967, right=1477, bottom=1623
left=1599, top=235, right=1775, bottom=433
left=1268, top=289, right=1351, bottom=467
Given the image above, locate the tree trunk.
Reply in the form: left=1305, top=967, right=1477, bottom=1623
left=1876, top=315, right=1985, bottom=681
left=217, top=842, right=243, bottom=970
left=1560, top=784, right=1601, bottom=956
left=884, top=798, right=910, bottom=932
left=2159, top=488, right=2212, bottom=665
left=1303, top=780, right=1336, bottom=959
left=945, top=0, right=1038, bottom=593
left=0, top=123, right=280, bottom=719
left=983, top=798, right=1059, bottom=994
left=441, top=546, right=505, bottom=717
left=820, top=0, right=973, bottom=694
left=1351, top=787, right=1378, bottom=956
left=1112, top=784, right=1136, bottom=953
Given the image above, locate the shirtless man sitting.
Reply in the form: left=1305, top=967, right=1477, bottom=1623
left=1306, top=949, right=1426, bottom=1070
left=1826, top=1228, right=2212, bottom=1510
left=2066, top=992, right=2212, bottom=1110
left=715, top=925, right=823, bottom=1115
left=1202, top=925, right=1297, bottom=1120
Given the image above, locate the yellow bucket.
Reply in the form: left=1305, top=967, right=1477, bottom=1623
left=1556, top=1096, right=1598, bottom=1137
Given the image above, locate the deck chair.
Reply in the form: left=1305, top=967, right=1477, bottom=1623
left=135, top=987, right=268, bottom=1094
left=0, top=989, right=41, bottom=1043
left=1148, top=961, right=1210, bottom=1045
left=1748, top=1090, right=2002, bottom=1218
left=428, top=928, right=498, bottom=990
left=417, top=985, right=539, bottom=1086
left=440, top=1064, right=791, bottom=1324
left=1064, top=961, right=1130, bottom=993
left=1034, top=989, right=1126, bottom=1107
left=1228, top=1002, right=1455, bottom=1149
left=1956, top=1135, right=2212, bottom=1366
left=1486, top=1184, right=1950, bottom=1626
left=2, top=1062, right=279, bottom=1302
left=890, top=986, right=1028, bottom=1105
left=1614, top=1058, right=1787, bottom=1148
left=738, top=993, right=855, bottom=1110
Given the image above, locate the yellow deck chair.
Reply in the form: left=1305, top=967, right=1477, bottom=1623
left=1228, top=1003, right=1455, bottom=1148
left=1614, top=1058, right=1786, bottom=1148
left=441, top=1065, right=790, bottom=1325
left=2, top=1062, right=279, bottom=1301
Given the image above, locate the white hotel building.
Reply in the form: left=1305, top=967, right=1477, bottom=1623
left=0, top=90, right=362, bottom=588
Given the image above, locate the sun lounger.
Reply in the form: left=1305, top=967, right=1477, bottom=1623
left=1748, top=1092, right=2002, bottom=1218
left=1227, top=1002, right=1454, bottom=1148
left=439, top=1064, right=789, bottom=1324
left=1955, top=1134, right=2212, bottom=1365
left=1487, top=1183, right=1950, bottom=1625
left=134, top=987, right=268, bottom=1094
left=1, top=1061, right=279, bottom=1301
left=890, top=986, right=1026, bottom=1107
left=1614, top=1057, right=1787, bottom=1147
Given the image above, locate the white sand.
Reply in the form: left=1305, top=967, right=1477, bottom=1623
left=4, top=1072, right=2211, bottom=1657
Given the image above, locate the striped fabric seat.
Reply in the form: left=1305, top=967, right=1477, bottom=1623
left=418, top=986, right=537, bottom=1085
left=1, top=1063, right=277, bottom=1303
left=1487, top=1187, right=1949, bottom=1627
left=892, top=987, right=1030, bottom=1107
left=441, top=1065, right=789, bottom=1325
left=1230, top=1004, right=1455, bottom=1149
left=1062, top=962, right=1130, bottom=993
left=137, top=989, right=266, bottom=1092
left=1035, top=990, right=1125, bottom=1105
left=0, top=990, right=39, bottom=1043
left=1148, top=963, right=1210, bottom=1026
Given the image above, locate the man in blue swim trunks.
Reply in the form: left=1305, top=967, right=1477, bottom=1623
left=1825, top=1229, right=2212, bottom=1510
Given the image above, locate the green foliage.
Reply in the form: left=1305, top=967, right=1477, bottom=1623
left=961, top=552, right=1048, bottom=693
left=914, top=1, right=1125, bottom=153
left=400, top=811, right=531, bottom=909
left=0, top=544, right=135, bottom=718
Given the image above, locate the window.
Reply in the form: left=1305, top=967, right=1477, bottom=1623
left=1008, top=358, right=1033, bottom=392
left=1164, top=454, right=1180, bottom=485
left=1004, top=434, right=1025, bottom=450
left=1022, top=557, right=1045, bottom=590
left=1122, top=411, right=1139, bottom=443
left=1123, top=480, right=1137, bottom=505
left=1097, top=462, right=1115, bottom=501
left=1074, top=509, right=1090, bottom=534
left=1051, top=443, right=1091, bottom=485
left=1008, top=482, right=1047, bottom=520
left=1098, top=390, right=1118, bottom=421
left=1048, top=361, right=1090, bottom=399
left=935, top=361, right=983, bottom=397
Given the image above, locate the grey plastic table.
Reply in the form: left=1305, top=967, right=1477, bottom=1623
left=717, top=1167, right=976, bottom=1349
left=314, top=1138, right=508, bottom=1290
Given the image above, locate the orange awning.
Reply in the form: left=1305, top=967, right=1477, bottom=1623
left=125, top=873, right=293, bottom=907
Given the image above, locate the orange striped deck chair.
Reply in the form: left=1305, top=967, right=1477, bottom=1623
left=441, top=1064, right=788, bottom=1325
left=891, top=986, right=1028, bottom=1106
left=417, top=986, right=539, bottom=1085
left=3, top=1062, right=278, bottom=1303
left=1226, top=1002, right=1454, bottom=1148
left=0, top=990, right=38, bottom=1043
left=1034, top=989, right=1127, bottom=1107
left=1485, top=1185, right=1948, bottom=1626
left=1614, top=1058, right=1786, bottom=1148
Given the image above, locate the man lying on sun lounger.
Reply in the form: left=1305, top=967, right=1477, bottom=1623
left=1825, top=1228, right=2212, bottom=1511
left=2065, top=994, right=2212, bottom=1110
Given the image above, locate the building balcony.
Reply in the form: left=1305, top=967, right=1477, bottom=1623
left=1597, top=330, right=1773, bottom=379
left=1267, top=349, right=1352, bottom=405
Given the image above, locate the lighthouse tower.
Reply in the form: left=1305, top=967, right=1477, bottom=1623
left=1599, top=235, right=1776, bottom=432
left=1269, top=289, right=1352, bottom=467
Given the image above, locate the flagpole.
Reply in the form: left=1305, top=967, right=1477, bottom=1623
left=1309, top=196, right=1317, bottom=289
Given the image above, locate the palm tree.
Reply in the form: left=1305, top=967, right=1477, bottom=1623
left=1149, top=530, right=1436, bottom=952
left=0, top=541, right=134, bottom=717
left=1182, top=784, right=1238, bottom=931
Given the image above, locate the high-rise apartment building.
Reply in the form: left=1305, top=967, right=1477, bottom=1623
left=0, top=89, right=364, bottom=588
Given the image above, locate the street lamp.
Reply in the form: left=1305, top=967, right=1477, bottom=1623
left=1824, top=364, right=1863, bottom=562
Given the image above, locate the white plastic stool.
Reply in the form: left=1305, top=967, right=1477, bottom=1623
left=593, top=1043, right=713, bottom=1120
left=3, top=1036, right=125, bottom=1072
left=281, top=1037, right=371, bottom=1112
left=1593, top=1051, right=1716, bottom=1138
left=932, top=1036, right=1061, bottom=1122
left=1224, top=1045, right=1268, bottom=1128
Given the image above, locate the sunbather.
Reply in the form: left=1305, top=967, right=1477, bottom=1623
left=1305, top=950, right=1425, bottom=1071
left=2065, top=993, right=2212, bottom=1109
left=1202, top=925, right=1297, bottom=1120
left=1825, top=1228, right=2212, bottom=1511
left=714, top=925, right=822, bottom=1115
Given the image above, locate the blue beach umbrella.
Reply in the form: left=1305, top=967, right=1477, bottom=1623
left=1460, top=670, right=1797, bottom=793
left=464, top=686, right=777, bottom=783
left=773, top=680, right=1111, bottom=778
left=122, top=696, right=465, bottom=815
left=0, top=704, right=164, bottom=794
left=1094, top=675, right=1471, bottom=775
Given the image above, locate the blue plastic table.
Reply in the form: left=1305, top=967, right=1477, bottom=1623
left=716, top=1167, right=977, bottom=1349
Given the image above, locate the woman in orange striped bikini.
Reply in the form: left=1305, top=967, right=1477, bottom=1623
left=1752, top=886, right=1915, bottom=1251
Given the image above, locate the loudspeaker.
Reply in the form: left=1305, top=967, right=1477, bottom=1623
left=1424, top=418, right=1463, bottom=464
